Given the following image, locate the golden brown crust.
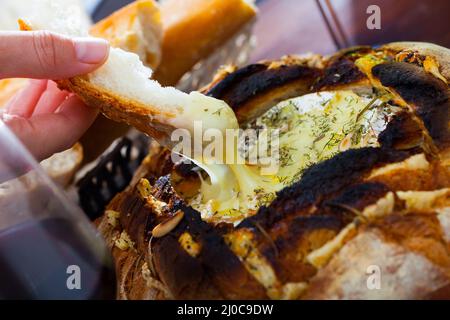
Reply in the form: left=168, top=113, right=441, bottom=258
left=154, top=0, right=257, bottom=86
left=382, top=42, right=450, bottom=81
left=90, top=0, right=162, bottom=69
left=56, top=77, right=177, bottom=148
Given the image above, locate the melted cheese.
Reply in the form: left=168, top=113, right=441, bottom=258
left=191, top=91, right=395, bottom=224
left=423, top=56, right=448, bottom=84
left=114, top=231, right=135, bottom=251
left=178, top=232, right=201, bottom=257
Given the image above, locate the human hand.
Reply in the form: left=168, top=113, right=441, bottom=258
left=0, top=31, right=109, bottom=161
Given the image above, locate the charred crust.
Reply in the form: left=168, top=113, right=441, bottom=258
left=206, top=64, right=267, bottom=98
left=333, top=46, right=374, bottom=61
left=378, top=112, right=426, bottom=150
left=372, top=62, right=450, bottom=145
left=314, top=58, right=367, bottom=91
left=152, top=175, right=181, bottom=204
left=118, top=193, right=157, bottom=252
left=323, top=182, right=391, bottom=213
left=154, top=205, right=267, bottom=299
left=268, top=214, right=346, bottom=283
left=205, top=62, right=320, bottom=122
left=118, top=174, right=267, bottom=299
left=242, top=147, right=412, bottom=229
left=250, top=183, right=389, bottom=283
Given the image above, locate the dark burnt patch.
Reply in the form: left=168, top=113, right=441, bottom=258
left=314, top=58, right=366, bottom=90
left=241, top=147, right=413, bottom=229
left=153, top=204, right=267, bottom=299
left=378, top=112, right=425, bottom=150
left=372, top=62, right=450, bottom=145
left=205, top=63, right=319, bottom=110
left=152, top=225, right=225, bottom=299
left=206, top=64, right=267, bottom=98
left=323, top=182, right=390, bottom=213
left=264, top=214, right=345, bottom=283
left=118, top=192, right=158, bottom=252
left=152, top=175, right=180, bottom=204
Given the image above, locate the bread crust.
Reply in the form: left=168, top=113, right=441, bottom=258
left=382, top=42, right=450, bottom=80
left=89, top=41, right=450, bottom=300
left=154, top=0, right=257, bottom=86
left=90, top=0, right=162, bottom=69
left=57, top=77, right=177, bottom=148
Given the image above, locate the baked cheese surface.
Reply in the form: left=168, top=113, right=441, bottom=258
left=191, top=91, right=397, bottom=224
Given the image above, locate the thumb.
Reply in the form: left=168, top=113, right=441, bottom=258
left=0, top=31, right=109, bottom=80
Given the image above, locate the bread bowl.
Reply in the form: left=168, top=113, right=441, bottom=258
left=94, top=42, right=450, bottom=299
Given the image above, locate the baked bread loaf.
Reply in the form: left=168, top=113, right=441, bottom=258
left=96, top=42, right=450, bottom=300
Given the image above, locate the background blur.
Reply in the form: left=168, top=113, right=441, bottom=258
left=1, top=0, right=449, bottom=61
left=87, top=0, right=450, bottom=61
left=0, top=0, right=450, bottom=61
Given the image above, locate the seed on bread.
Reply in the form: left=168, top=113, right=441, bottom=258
left=152, top=210, right=185, bottom=238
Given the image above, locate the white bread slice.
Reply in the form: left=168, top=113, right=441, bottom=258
left=90, top=0, right=163, bottom=69
left=20, top=3, right=238, bottom=150
left=0, top=0, right=91, bottom=31
left=80, top=0, right=255, bottom=163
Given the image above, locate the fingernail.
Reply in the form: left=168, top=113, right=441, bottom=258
left=74, top=38, right=109, bottom=64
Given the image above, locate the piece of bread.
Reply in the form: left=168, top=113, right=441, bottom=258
left=40, top=143, right=84, bottom=186
left=154, top=0, right=257, bottom=86
left=0, top=143, right=83, bottom=233
left=90, top=0, right=162, bottom=70
left=81, top=0, right=163, bottom=164
left=21, top=7, right=238, bottom=150
left=95, top=42, right=450, bottom=300
left=0, top=0, right=91, bottom=31
left=0, top=143, right=83, bottom=225
left=80, top=0, right=256, bottom=163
